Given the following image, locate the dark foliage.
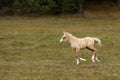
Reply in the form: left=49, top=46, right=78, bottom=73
left=0, top=0, right=119, bottom=15
left=0, top=0, right=85, bottom=15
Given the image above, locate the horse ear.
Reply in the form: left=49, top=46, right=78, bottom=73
left=63, top=32, right=66, bottom=34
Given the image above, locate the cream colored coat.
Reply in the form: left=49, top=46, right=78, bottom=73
left=60, top=32, right=101, bottom=65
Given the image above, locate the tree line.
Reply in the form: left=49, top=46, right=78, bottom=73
left=0, top=0, right=119, bottom=15
left=0, top=0, right=85, bottom=15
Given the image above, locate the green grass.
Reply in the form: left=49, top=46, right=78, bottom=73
left=0, top=17, right=120, bottom=80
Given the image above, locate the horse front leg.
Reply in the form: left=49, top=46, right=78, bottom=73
left=74, top=48, right=86, bottom=65
left=79, top=57, right=86, bottom=61
left=74, top=48, right=80, bottom=65
left=76, top=56, right=86, bottom=65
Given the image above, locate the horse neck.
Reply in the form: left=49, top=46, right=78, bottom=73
left=67, top=35, right=76, bottom=44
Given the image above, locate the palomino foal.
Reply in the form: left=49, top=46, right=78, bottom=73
left=60, top=32, right=101, bottom=65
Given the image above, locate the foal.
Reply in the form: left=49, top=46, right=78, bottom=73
left=60, top=32, right=101, bottom=65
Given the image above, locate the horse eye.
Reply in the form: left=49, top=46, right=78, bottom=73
left=63, top=37, right=66, bottom=39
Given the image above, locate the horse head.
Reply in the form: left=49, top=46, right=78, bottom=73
left=60, top=32, right=69, bottom=44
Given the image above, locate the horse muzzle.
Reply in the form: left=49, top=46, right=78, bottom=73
left=59, top=40, right=63, bottom=44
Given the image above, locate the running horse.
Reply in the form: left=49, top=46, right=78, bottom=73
left=60, top=32, right=102, bottom=65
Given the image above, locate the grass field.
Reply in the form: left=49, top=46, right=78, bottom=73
left=0, top=17, right=120, bottom=80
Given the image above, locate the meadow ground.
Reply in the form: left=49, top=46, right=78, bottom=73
left=0, top=17, right=120, bottom=80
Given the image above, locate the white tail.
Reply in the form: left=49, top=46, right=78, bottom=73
left=93, top=38, right=102, bottom=46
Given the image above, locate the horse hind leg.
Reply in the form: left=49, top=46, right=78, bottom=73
left=95, top=53, right=100, bottom=62
left=92, top=51, right=96, bottom=63
left=86, top=46, right=100, bottom=62
left=94, top=48, right=100, bottom=62
left=95, top=57, right=100, bottom=62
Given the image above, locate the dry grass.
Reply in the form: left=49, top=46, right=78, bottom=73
left=0, top=17, right=120, bottom=80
